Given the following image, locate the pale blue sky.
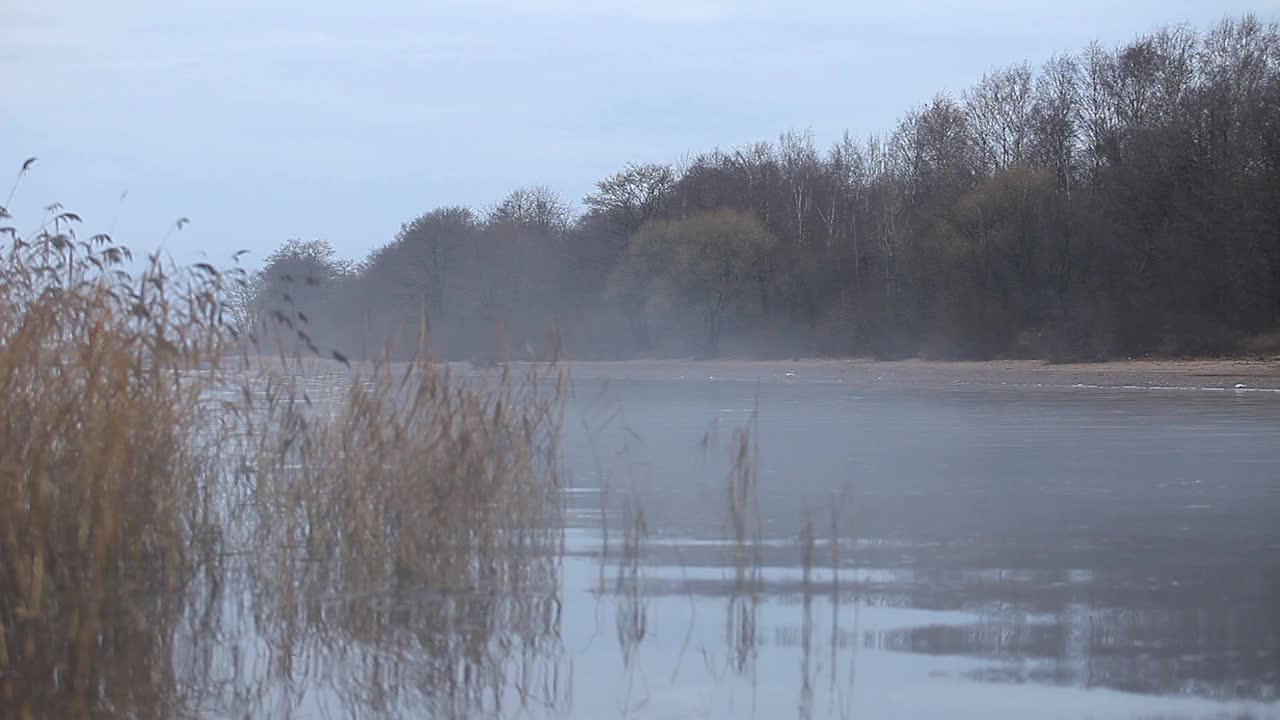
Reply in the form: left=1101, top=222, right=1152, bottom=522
left=2, top=0, right=1276, bottom=267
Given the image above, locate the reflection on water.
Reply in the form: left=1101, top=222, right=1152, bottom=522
left=10, top=374, right=1280, bottom=718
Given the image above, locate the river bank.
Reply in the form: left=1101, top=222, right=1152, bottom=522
left=233, top=354, right=1280, bottom=391
left=559, top=357, right=1280, bottom=391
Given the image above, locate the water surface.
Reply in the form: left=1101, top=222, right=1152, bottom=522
left=558, top=376, right=1280, bottom=719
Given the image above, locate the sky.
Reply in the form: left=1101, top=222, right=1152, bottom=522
left=2, top=0, right=1277, bottom=268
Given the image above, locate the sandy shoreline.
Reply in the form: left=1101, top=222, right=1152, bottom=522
left=559, top=357, right=1280, bottom=391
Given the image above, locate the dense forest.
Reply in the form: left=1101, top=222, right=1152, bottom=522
left=244, top=15, right=1280, bottom=363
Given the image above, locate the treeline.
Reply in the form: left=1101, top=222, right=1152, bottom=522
left=246, top=15, right=1280, bottom=362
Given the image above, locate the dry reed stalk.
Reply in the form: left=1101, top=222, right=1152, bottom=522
left=0, top=195, right=237, bottom=718
left=0, top=163, right=569, bottom=718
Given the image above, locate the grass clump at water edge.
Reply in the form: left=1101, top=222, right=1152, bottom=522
left=0, top=164, right=567, bottom=719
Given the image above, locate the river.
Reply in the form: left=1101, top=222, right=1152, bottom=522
left=556, top=374, right=1280, bottom=719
